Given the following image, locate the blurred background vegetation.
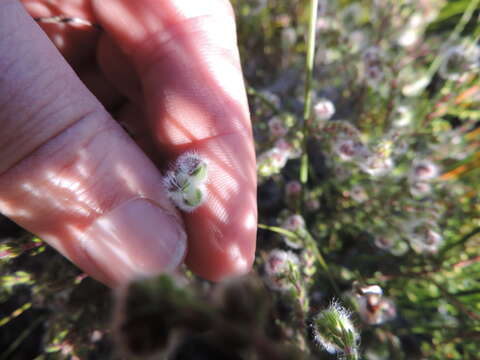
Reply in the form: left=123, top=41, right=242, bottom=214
left=1, top=0, right=479, bottom=359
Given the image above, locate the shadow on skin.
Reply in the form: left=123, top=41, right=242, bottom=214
left=22, top=0, right=99, bottom=67
left=98, top=0, right=258, bottom=280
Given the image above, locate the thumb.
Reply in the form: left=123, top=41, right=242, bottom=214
left=0, top=0, right=187, bottom=286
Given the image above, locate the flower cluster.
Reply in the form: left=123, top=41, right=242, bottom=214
left=363, top=46, right=385, bottom=89
left=326, top=121, right=395, bottom=176
left=163, top=152, right=209, bottom=212
left=406, top=219, right=443, bottom=254
left=408, top=159, right=439, bottom=198
left=257, top=139, right=300, bottom=178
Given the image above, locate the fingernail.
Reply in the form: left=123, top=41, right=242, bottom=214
left=81, top=198, right=187, bottom=286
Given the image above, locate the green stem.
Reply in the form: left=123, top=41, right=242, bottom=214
left=258, top=223, right=298, bottom=239
left=304, top=234, right=341, bottom=296
left=300, top=0, right=319, bottom=184
left=0, top=315, right=45, bottom=360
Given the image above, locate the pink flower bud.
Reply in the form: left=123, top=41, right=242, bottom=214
left=285, top=180, right=302, bottom=197
left=263, top=249, right=299, bottom=291
left=410, top=160, right=438, bottom=181
left=363, top=46, right=382, bottom=65
left=410, top=181, right=432, bottom=197
left=306, top=198, right=320, bottom=211
left=333, top=139, right=366, bottom=161
left=349, top=185, right=368, bottom=203
left=374, top=234, right=394, bottom=250
left=268, top=117, right=288, bottom=138
left=365, top=65, right=384, bottom=87
left=282, top=214, right=305, bottom=232
left=314, top=99, right=335, bottom=121
left=359, top=154, right=394, bottom=176
left=407, top=220, right=443, bottom=254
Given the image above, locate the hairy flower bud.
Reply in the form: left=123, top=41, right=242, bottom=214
left=359, top=154, right=394, bottom=176
left=406, top=220, right=443, bottom=254
left=268, top=116, right=288, bottom=138
left=306, top=198, right=320, bottom=211
left=281, top=214, right=306, bottom=249
left=163, top=152, right=209, bottom=212
left=313, top=301, right=359, bottom=360
left=410, top=160, right=438, bottom=181
left=374, top=234, right=395, bottom=250
left=257, top=147, right=290, bottom=177
left=410, top=181, right=432, bottom=198
left=439, top=43, right=480, bottom=81
left=314, top=99, right=335, bottom=122
left=263, top=249, right=299, bottom=291
left=349, top=185, right=368, bottom=203
left=285, top=180, right=302, bottom=197
left=333, top=138, right=368, bottom=162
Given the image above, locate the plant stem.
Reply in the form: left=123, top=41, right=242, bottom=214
left=258, top=223, right=299, bottom=239
left=304, top=234, right=341, bottom=296
left=300, top=0, right=319, bottom=184
left=0, top=315, right=45, bottom=360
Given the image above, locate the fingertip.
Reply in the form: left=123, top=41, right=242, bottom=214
left=185, top=203, right=257, bottom=281
left=81, top=198, right=187, bottom=286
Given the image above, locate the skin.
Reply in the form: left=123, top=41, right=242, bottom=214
left=0, top=0, right=257, bottom=286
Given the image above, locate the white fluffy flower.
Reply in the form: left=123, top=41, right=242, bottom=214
left=402, top=75, right=429, bottom=97
left=406, top=220, right=443, bottom=254
left=359, top=154, right=394, bottom=177
left=314, top=99, right=335, bottom=122
left=410, top=160, right=439, bottom=181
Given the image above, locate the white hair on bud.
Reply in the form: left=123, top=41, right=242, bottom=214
left=162, top=152, right=209, bottom=212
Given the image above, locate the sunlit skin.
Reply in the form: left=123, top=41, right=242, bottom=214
left=0, top=0, right=257, bottom=286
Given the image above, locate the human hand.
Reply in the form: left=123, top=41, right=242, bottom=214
left=0, top=0, right=257, bottom=286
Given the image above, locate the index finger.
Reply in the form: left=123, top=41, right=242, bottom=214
left=92, top=0, right=257, bottom=281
